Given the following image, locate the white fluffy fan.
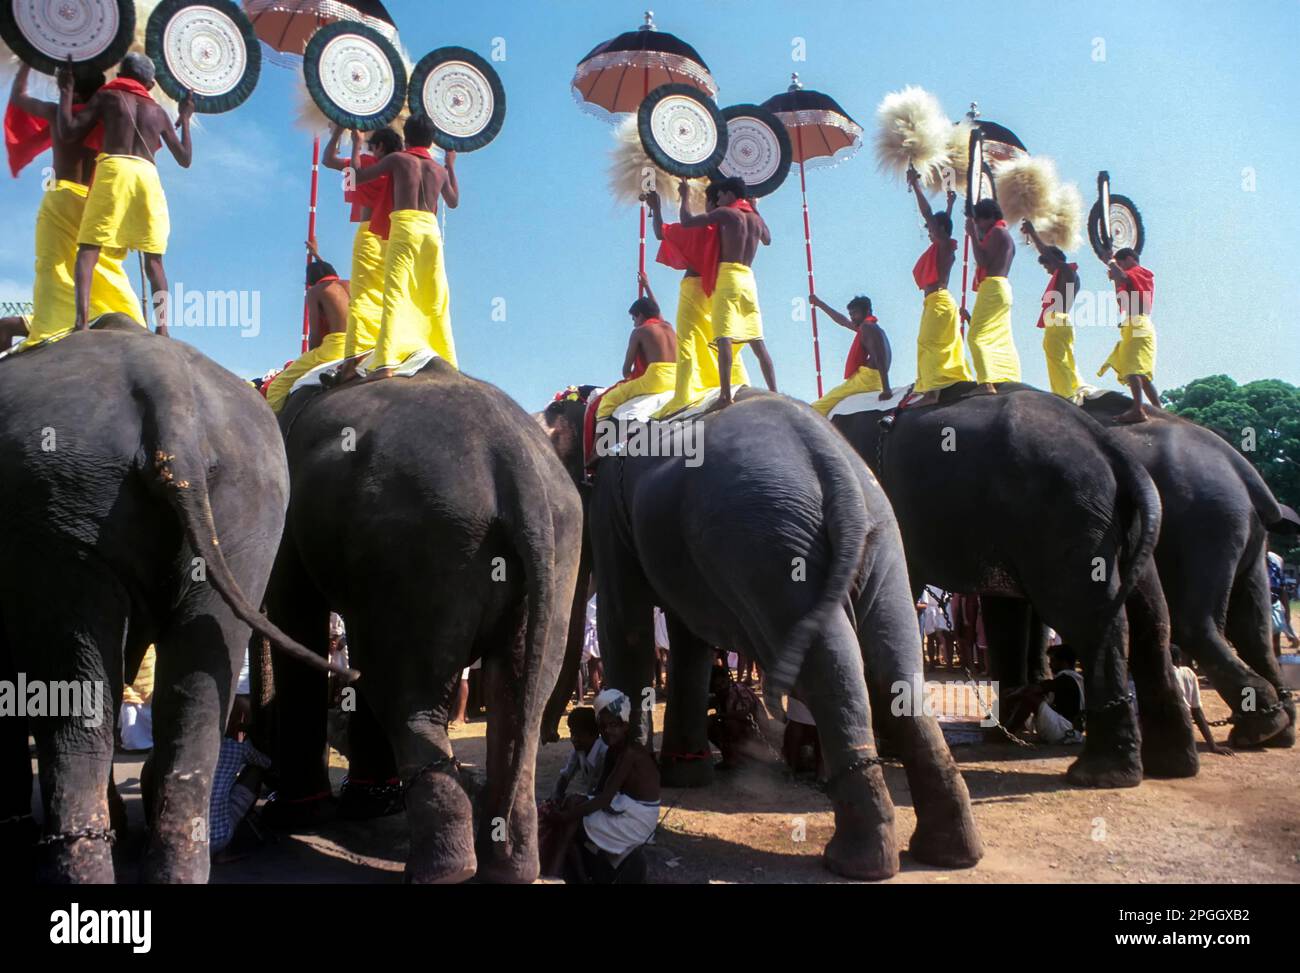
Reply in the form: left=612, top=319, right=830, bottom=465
left=874, top=86, right=952, bottom=182
left=1035, top=181, right=1083, bottom=251
left=608, top=116, right=707, bottom=213
left=993, top=155, right=1061, bottom=227
left=923, top=119, right=974, bottom=195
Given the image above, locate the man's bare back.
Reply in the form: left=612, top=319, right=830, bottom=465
left=715, top=206, right=768, bottom=265
left=633, top=319, right=676, bottom=364
left=9, top=65, right=93, bottom=183
left=309, top=279, right=350, bottom=342
left=93, top=89, right=167, bottom=158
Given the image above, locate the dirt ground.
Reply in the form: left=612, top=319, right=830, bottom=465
left=95, top=670, right=1300, bottom=884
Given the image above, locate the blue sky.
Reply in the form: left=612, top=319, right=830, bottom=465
left=3, top=0, right=1297, bottom=409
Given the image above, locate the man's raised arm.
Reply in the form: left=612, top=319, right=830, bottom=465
left=907, top=166, right=936, bottom=224
left=321, top=124, right=348, bottom=171
left=440, top=150, right=458, bottom=209
left=642, top=190, right=665, bottom=240
left=158, top=93, right=194, bottom=168
left=677, top=180, right=723, bottom=228
left=809, top=295, right=852, bottom=331
left=10, top=64, right=52, bottom=120
left=1021, top=219, right=1050, bottom=258
left=352, top=141, right=396, bottom=183
left=55, top=63, right=99, bottom=142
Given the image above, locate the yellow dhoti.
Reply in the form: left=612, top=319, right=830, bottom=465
left=365, top=210, right=455, bottom=371
left=265, top=331, right=348, bottom=413
left=78, top=155, right=169, bottom=254
left=596, top=361, right=678, bottom=419
left=1097, top=314, right=1156, bottom=382
left=967, top=276, right=1020, bottom=384
left=22, top=180, right=144, bottom=349
left=914, top=288, right=972, bottom=393
left=711, top=262, right=763, bottom=344
left=653, top=276, right=749, bottom=417
left=811, top=366, right=884, bottom=416
left=342, top=221, right=386, bottom=359
left=1041, top=312, right=1083, bottom=398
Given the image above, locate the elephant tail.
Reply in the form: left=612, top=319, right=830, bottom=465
left=145, top=414, right=358, bottom=682
left=764, top=433, right=870, bottom=699
left=1104, top=438, right=1161, bottom=612
left=1220, top=443, right=1290, bottom=532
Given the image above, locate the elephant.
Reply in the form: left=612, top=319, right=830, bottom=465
left=1077, top=390, right=1297, bottom=747
left=260, top=359, right=582, bottom=884
left=0, top=320, right=341, bottom=883
left=541, top=388, right=983, bottom=881
left=829, top=384, right=1198, bottom=788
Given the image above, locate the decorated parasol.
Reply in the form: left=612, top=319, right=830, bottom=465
left=761, top=73, right=863, bottom=398
left=303, top=19, right=403, bottom=130
left=637, top=82, right=725, bottom=178
left=0, top=0, right=135, bottom=75
left=1088, top=170, right=1144, bottom=259
left=240, top=0, right=398, bottom=350
left=407, top=45, right=504, bottom=153
left=572, top=10, right=717, bottom=295
left=146, top=0, right=260, bottom=113
left=717, top=102, right=791, bottom=199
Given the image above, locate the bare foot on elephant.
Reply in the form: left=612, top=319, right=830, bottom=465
left=1113, top=406, right=1148, bottom=424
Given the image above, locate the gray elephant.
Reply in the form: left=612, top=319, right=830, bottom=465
left=830, top=385, right=1198, bottom=787
left=1078, top=390, right=1297, bottom=747
left=0, top=321, right=340, bottom=883
left=542, top=389, right=983, bottom=881
left=261, top=360, right=582, bottom=884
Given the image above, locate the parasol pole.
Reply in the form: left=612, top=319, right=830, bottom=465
left=795, top=128, right=824, bottom=398
left=302, top=134, right=320, bottom=353
left=958, top=102, right=978, bottom=338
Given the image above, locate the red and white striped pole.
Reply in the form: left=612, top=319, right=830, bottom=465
left=796, top=130, right=824, bottom=399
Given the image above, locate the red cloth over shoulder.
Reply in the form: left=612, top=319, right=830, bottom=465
left=345, top=153, right=388, bottom=222
left=843, top=316, right=879, bottom=379
left=1036, top=263, right=1078, bottom=328
left=101, top=78, right=155, bottom=101
left=656, top=223, right=720, bottom=295
left=912, top=239, right=956, bottom=290
left=5, top=101, right=103, bottom=178
left=1115, top=263, right=1154, bottom=316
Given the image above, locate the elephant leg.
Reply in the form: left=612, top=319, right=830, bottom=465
left=144, top=579, right=253, bottom=883
left=0, top=613, right=38, bottom=879
left=12, top=569, right=126, bottom=883
left=1173, top=615, right=1284, bottom=749
left=804, top=610, right=899, bottom=881
left=261, top=539, right=333, bottom=818
left=1025, top=610, right=1051, bottom=683
left=476, top=605, right=549, bottom=885
left=1224, top=552, right=1294, bottom=748
left=541, top=546, right=591, bottom=744
left=658, top=613, right=715, bottom=788
left=357, top=610, right=476, bottom=885
left=859, top=559, right=982, bottom=869
left=338, top=687, right=401, bottom=818
left=1125, top=565, right=1197, bottom=778
left=1061, top=600, right=1142, bottom=788
left=592, top=542, right=658, bottom=749
left=981, top=596, right=1031, bottom=691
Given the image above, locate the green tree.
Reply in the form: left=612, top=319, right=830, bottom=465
left=1163, top=375, right=1300, bottom=562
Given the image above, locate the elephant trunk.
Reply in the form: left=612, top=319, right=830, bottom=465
left=143, top=406, right=357, bottom=682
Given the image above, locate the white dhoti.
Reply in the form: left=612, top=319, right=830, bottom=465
left=583, top=793, right=660, bottom=859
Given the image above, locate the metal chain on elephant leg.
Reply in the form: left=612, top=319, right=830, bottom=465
left=963, top=666, right=1038, bottom=748
left=402, top=752, right=462, bottom=802
left=1207, top=687, right=1293, bottom=728
left=36, top=826, right=117, bottom=847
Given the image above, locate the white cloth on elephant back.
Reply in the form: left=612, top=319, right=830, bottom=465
left=610, top=389, right=677, bottom=422
left=825, top=384, right=912, bottom=418
left=583, top=792, right=660, bottom=861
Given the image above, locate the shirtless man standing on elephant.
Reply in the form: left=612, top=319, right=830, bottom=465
left=347, top=114, right=458, bottom=381
left=678, top=176, right=777, bottom=406
left=963, top=199, right=1020, bottom=392
left=56, top=53, right=194, bottom=335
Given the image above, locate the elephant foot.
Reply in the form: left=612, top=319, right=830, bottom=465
left=909, top=783, right=984, bottom=869
left=822, top=765, right=898, bottom=882
left=659, top=751, right=715, bottom=788
left=1139, top=703, right=1199, bottom=779
left=404, top=760, right=476, bottom=885
left=475, top=848, right=540, bottom=885
left=1066, top=750, right=1143, bottom=789
left=41, top=833, right=117, bottom=884
left=1227, top=707, right=1290, bottom=749
left=1260, top=700, right=1296, bottom=748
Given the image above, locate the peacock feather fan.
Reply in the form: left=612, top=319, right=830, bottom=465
left=609, top=116, right=707, bottom=213
left=874, top=85, right=952, bottom=181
